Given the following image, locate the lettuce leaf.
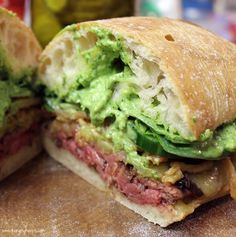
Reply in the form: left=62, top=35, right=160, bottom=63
left=133, top=120, right=236, bottom=160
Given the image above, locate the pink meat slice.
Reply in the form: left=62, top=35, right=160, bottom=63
left=55, top=131, right=184, bottom=206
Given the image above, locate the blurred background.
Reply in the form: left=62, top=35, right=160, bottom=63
left=0, top=0, right=235, bottom=46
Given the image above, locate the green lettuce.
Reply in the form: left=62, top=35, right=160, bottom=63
left=132, top=120, right=236, bottom=160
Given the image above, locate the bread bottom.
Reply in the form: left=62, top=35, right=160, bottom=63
left=43, top=133, right=230, bottom=227
left=0, top=135, right=42, bottom=181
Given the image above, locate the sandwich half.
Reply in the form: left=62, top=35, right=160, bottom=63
left=0, top=8, right=42, bottom=181
left=39, top=17, right=236, bottom=227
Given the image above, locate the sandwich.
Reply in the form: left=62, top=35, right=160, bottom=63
left=38, top=17, right=236, bottom=227
left=0, top=8, right=42, bottom=181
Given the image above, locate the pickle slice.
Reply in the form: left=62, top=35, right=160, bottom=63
left=32, top=14, right=62, bottom=47
left=45, top=0, right=67, bottom=13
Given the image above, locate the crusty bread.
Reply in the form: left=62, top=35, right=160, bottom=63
left=0, top=135, right=42, bottom=181
left=43, top=132, right=230, bottom=227
left=0, top=7, right=41, bottom=80
left=39, top=17, right=236, bottom=139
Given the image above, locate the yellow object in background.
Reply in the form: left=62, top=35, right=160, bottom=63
left=32, top=0, right=63, bottom=47
left=45, top=0, right=68, bottom=13
left=31, top=0, right=134, bottom=47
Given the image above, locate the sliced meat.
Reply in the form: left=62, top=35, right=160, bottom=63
left=0, top=123, right=40, bottom=160
left=54, top=131, right=184, bottom=206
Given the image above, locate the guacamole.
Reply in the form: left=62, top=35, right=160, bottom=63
left=0, top=80, right=33, bottom=126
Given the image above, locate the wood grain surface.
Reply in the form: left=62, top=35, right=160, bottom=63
left=0, top=153, right=235, bottom=237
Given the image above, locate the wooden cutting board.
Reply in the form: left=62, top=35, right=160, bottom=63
left=0, top=153, right=235, bottom=237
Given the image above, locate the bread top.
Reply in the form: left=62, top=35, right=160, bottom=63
left=0, top=7, right=42, bottom=81
left=81, top=17, right=236, bottom=138
left=40, top=17, right=236, bottom=139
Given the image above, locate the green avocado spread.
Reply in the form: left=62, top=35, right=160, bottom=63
left=0, top=74, right=37, bottom=137
left=0, top=81, right=33, bottom=126
left=43, top=27, right=236, bottom=179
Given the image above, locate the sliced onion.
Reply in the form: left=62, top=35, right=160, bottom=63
left=188, top=165, right=222, bottom=197
left=161, top=164, right=184, bottom=184
left=170, top=161, right=214, bottom=174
